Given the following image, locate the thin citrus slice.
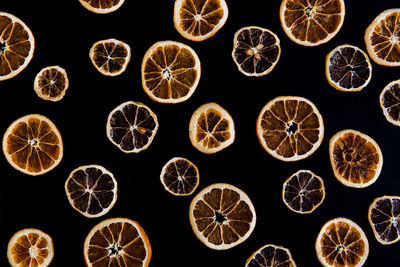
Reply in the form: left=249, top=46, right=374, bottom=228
left=326, top=45, right=372, bottom=92
left=106, top=101, right=158, bottom=153
left=34, top=66, right=69, bottom=101
left=189, top=102, right=235, bottom=154
left=84, top=217, right=151, bottom=267
left=79, top=0, right=125, bottom=14
left=329, top=129, right=383, bottom=188
left=173, top=0, right=228, bottom=41
left=232, top=26, right=281, bottom=77
left=2, top=114, right=63, bottom=175
left=368, top=196, right=400, bottom=245
left=189, top=183, right=256, bottom=250
left=380, top=79, right=400, bottom=126
left=160, top=157, right=199, bottom=196
left=7, top=228, right=54, bottom=267
left=245, top=244, right=297, bottom=267
left=141, top=40, right=201, bottom=103
left=256, top=96, right=324, bottom=161
left=0, top=12, right=34, bottom=81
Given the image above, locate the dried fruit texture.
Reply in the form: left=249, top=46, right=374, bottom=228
left=246, top=244, right=297, bottom=267
left=380, top=79, right=400, bottom=126
left=34, top=66, right=69, bottom=101
left=79, top=0, right=125, bottom=14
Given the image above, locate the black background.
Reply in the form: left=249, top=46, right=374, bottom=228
left=0, top=0, right=399, bottom=266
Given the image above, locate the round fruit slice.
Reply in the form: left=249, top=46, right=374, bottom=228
left=34, top=66, right=69, bottom=101
left=65, top=165, right=117, bottom=218
left=141, top=41, right=201, bottom=103
left=189, top=102, right=235, bottom=154
left=173, top=0, right=228, bottom=41
left=84, top=217, right=151, bottom=267
left=79, top=0, right=125, bottom=14
left=2, top=114, right=63, bottom=176
left=380, top=79, right=400, bottom=126
left=189, top=183, right=256, bottom=250
left=326, top=45, right=372, bottom=92
left=106, top=101, right=158, bottom=153
left=368, top=196, right=400, bottom=245
left=160, top=157, right=199, bottom=196
left=256, top=96, right=324, bottom=161
left=89, top=39, right=131, bottom=76
left=0, top=12, right=34, bottom=81
left=282, top=170, right=325, bottom=214
left=316, top=218, right=369, bottom=267
left=329, top=129, right=383, bottom=188
left=245, top=244, right=297, bottom=267
left=7, top=228, right=54, bottom=267
left=232, top=26, right=281, bottom=77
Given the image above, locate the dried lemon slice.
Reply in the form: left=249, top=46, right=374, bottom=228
left=245, top=244, right=297, bottom=267
left=34, top=66, right=69, bottom=101
left=380, top=79, right=400, bottom=126
left=79, top=0, right=125, bottom=14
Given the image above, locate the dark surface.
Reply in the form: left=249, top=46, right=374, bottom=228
left=0, top=0, right=399, bottom=266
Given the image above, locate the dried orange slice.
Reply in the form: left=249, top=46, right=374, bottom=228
left=84, top=217, right=151, bottom=267
left=7, top=228, right=54, bottom=267
left=0, top=12, right=34, bottom=81
left=189, top=183, right=256, bottom=250
left=141, top=41, right=201, bottom=103
left=232, top=26, right=281, bottom=77
left=329, top=129, right=383, bottom=188
left=316, top=218, right=369, bottom=267
left=256, top=96, right=324, bottom=161
left=173, top=0, right=229, bottom=41
left=189, top=102, right=235, bottom=154
left=326, top=45, right=372, bottom=92
left=79, top=0, right=125, bottom=14
left=280, top=0, right=345, bottom=46
left=368, top=196, right=400, bottom=245
left=245, top=244, right=297, bottom=267
left=2, top=114, right=63, bottom=176
left=34, top=66, right=69, bottom=101
left=380, top=79, right=400, bottom=126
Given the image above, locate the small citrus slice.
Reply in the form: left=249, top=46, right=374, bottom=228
left=106, top=101, right=158, bottom=153
left=245, top=244, right=297, bottom=267
left=189, top=183, right=256, bottom=250
left=79, top=0, right=125, bottom=14
left=7, top=228, right=54, bottom=267
left=256, top=96, right=324, bottom=161
left=84, top=217, right=151, bottom=267
left=329, top=129, right=383, bottom=188
left=173, top=0, right=228, bottom=41
left=232, top=26, right=281, bottom=77
left=2, top=114, right=63, bottom=176
left=326, top=45, right=372, bottom=92
left=34, top=66, right=69, bottom=101
left=316, top=218, right=369, bottom=267
left=368, top=196, right=400, bottom=245
left=141, top=41, right=201, bottom=103
left=0, top=12, right=34, bottom=81
left=189, top=102, right=235, bottom=154
left=380, top=79, right=400, bottom=126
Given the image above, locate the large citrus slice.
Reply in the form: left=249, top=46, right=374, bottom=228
left=380, top=79, right=400, bottom=126
left=34, top=66, right=69, bottom=101
left=79, top=0, right=125, bottom=14
left=245, top=244, right=297, bottom=267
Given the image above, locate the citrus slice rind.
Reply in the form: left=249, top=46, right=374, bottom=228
left=245, top=244, right=297, bottom=267
left=79, top=0, right=125, bottom=14
left=380, top=79, right=400, bottom=126
left=34, top=66, right=69, bottom=101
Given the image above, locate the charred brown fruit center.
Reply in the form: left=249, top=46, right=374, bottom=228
left=286, top=122, right=298, bottom=134
left=304, top=6, right=314, bottom=18
left=108, top=243, right=123, bottom=256
left=214, top=211, right=227, bottom=224
left=0, top=41, right=6, bottom=54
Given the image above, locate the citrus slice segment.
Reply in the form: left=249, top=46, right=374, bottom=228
left=368, top=196, right=400, bottom=245
left=7, top=228, right=54, bottom=267
left=173, top=0, right=229, bottom=41
left=245, top=244, right=297, bottom=267
left=79, top=0, right=125, bottom=14
left=0, top=12, right=34, bottom=81
left=329, top=129, right=383, bottom=188
left=232, top=26, right=281, bottom=77
left=189, top=183, right=256, bottom=250
left=2, top=114, right=63, bottom=176
left=84, top=217, right=151, bottom=267
left=380, top=79, right=400, bottom=126
left=316, top=218, right=369, bottom=267
left=141, top=41, right=201, bottom=103
left=256, top=96, right=324, bottom=161
left=326, top=45, right=372, bottom=92
left=34, top=66, right=69, bottom=101
left=189, top=102, right=235, bottom=154
left=106, top=101, right=158, bottom=153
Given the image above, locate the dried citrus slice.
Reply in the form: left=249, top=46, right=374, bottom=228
left=189, top=102, right=235, bottom=154
left=89, top=39, right=131, bottom=76
left=0, top=12, right=34, bottom=81
left=65, top=165, right=117, bottom=218
left=173, top=0, right=228, bottom=41
left=106, top=101, right=158, bottom=153
left=7, top=228, right=54, bottom=267
left=326, top=45, right=372, bottom=92
left=79, top=0, right=125, bottom=14
left=245, top=244, right=297, bottom=267
left=141, top=41, right=201, bottom=103
left=84, top=217, right=151, bottom=267
left=280, top=0, right=345, bottom=46
left=160, top=157, right=199, bottom=196
left=380, top=79, right=400, bottom=126
left=282, top=170, right=325, bottom=214
left=189, top=183, right=256, bottom=250
left=232, top=26, right=281, bottom=77
left=34, top=66, right=69, bottom=101
left=256, top=96, right=324, bottom=161
left=329, top=129, right=383, bottom=188
left=2, top=114, right=63, bottom=176
left=368, top=196, right=400, bottom=245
